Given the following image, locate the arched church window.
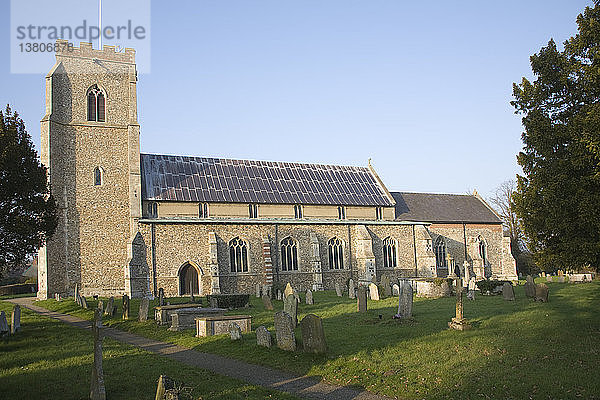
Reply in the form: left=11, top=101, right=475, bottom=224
left=94, top=167, right=103, bottom=186
left=383, top=237, right=397, bottom=268
left=229, top=237, right=248, bottom=273
left=478, top=236, right=487, bottom=265
left=280, top=237, right=298, bottom=271
left=434, top=237, right=447, bottom=270
left=328, top=237, right=344, bottom=269
left=87, top=85, right=105, bottom=122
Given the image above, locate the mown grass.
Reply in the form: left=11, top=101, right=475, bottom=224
left=0, top=300, right=298, bottom=400
left=37, top=280, right=600, bottom=399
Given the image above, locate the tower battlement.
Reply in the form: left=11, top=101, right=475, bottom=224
left=55, top=40, right=135, bottom=64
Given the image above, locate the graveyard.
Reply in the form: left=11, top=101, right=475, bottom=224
left=6, top=278, right=592, bottom=399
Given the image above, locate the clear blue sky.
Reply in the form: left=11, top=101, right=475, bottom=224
left=0, top=0, right=593, bottom=197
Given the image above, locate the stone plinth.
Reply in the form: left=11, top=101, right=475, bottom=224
left=196, top=315, right=252, bottom=337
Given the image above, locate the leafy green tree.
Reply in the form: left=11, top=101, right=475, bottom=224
left=0, top=105, right=57, bottom=281
left=512, top=4, right=600, bottom=272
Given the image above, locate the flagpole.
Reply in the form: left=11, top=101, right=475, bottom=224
left=99, top=0, right=102, bottom=48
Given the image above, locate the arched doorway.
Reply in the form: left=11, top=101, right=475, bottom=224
left=179, top=262, right=201, bottom=295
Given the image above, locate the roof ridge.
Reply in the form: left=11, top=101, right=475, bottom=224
left=391, top=191, right=474, bottom=197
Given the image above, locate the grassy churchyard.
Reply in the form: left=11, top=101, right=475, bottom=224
left=23, top=280, right=600, bottom=399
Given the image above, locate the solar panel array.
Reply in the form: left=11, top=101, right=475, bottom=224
left=140, top=154, right=394, bottom=206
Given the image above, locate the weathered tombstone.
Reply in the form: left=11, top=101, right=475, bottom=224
left=81, top=296, right=89, bottom=309
left=158, top=288, right=165, bottom=307
left=262, top=294, right=274, bottom=310
left=448, top=279, right=471, bottom=330
left=305, top=289, right=314, bottom=305
left=256, top=325, right=272, bottom=348
left=368, top=283, right=380, bottom=301
left=382, top=276, right=392, bottom=297
left=467, top=278, right=476, bottom=300
left=256, top=283, right=262, bottom=298
left=524, top=275, right=536, bottom=298
left=122, top=294, right=130, bottom=320
left=139, top=298, right=149, bottom=322
left=97, top=299, right=103, bottom=311
left=229, top=322, right=242, bottom=340
left=90, top=309, right=106, bottom=400
left=348, top=279, right=356, bottom=299
left=394, top=281, right=413, bottom=319
left=300, top=314, right=327, bottom=354
left=104, top=297, right=115, bottom=316
left=283, top=282, right=294, bottom=299
left=283, top=294, right=298, bottom=326
left=357, top=286, right=368, bottom=312
left=392, top=283, right=400, bottom=296
left=55, top=293, right=61, bottom=301
left=0, top=311, right=8, bottom=340
left=274, top=311, right=296, bottom=351
left=502, top=283, right=515, bottom=301
left=541, top=272, right=546, bottom=277
left=546, top=275, right=553, bottom=283
left=155, top=375, right=175, bottom=400
left=534, top=283, right=549, bottom=302
left=293, top=289, right=301, bottom=303
left=276, top=290, right=282, bottom=301
left=335, top=282, right=343, bottom=297
left=10, top=305, right=20, bottom=334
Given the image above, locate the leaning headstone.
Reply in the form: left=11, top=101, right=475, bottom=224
left=357, top=286, right=368, bottom=312
left=392, top=283, right=400, bottom=296
left=382, top=276, right=392, bottom=297
left=229, top=322, right=242, bottom=341
left=348, top=279, right=356, bottom=299
left=122, top=294, right=130, bottom=320
left=10, top=305, right=21, bottom=334
left=81, top=296, right=89, bottom=309
left=394, top=281, right=413, bottom=319
left=467, top=278, right=476, bottom=300
left=158, top=288, right=165, bottom=307
left=448, top=279, right=471, bottom=331
left=300, top=314, right=327, bottom=354
left=502, top=283, right=515, bottom=301
left=283, top=282, right=294, bottom=299
left=104, top=297, right=115, bottom=316
left=335, top=282, right=343, bottom=297
left=155, top=375, right=175, bottom=400
left=368, top=283, right=380, bottom=301
left=305, top=289, right=314, bottom=305
left=256, top=325, right=272, bottom=348
left=274, top=311, right=296, bottom=351
left=524, top=275, right=536, bottom=298
left=262, top=294, right=274, bottom=311
left=139, top=298, right=149, bottom=322
left=256, top=283, right=262, bottom=298
left=534, top=283, right=549, bottom=302
left=0, top=311, right=8, bottom=340
left=276, top=290, right=283, bottom=301
left=283, top=294, right=298, bottom=326
left=90, top=309, right=106, bottom=400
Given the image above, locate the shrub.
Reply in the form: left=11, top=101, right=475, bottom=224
left=205, top=294, right=250, bottom=309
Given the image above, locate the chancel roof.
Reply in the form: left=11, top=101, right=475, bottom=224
left=141, top=154, right=395, bottom=206
left=392, top=192, right=501, bottom=224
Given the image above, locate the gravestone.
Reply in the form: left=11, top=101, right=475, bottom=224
left=0, top=311, right=8, bottom=339
left=502, top=283, right=515, bottom=301
left=122, top=294, right=130, bottom=320
left=348, top=279, right=356, bottom=299
left=368, top=283, right=380, bottom=301
left=558, top=270, right=564, bottom=276
left=81, top=296, right=88, bottom=309
left=293, top=290, right=301, bottom=303
left=448, top=279, right=471, bottom=330
left=10, top=305, right=20, bottom=334
left=262, top=294, right=274, bottom=310
left=283, top=282, right=294, bottom=299
left=256, top=325, right=272, bottom=348
left=283, top=294, right=298, bottom=326
left=467, top=278, right=476, bottom=300
left=90, top=309, right=106, bottom=400
left=155, top=375, right=175, bottom=400
left=274, top=311, right=296, bottom=351
left=139, top=298, right=149, bottom=322
left=276, top=290, right=282, bottom=301
left=305, top=289, right=313, bottom=305
left=104, top=297, right=115, bottom=316
left=357, top=286, right=368, bottom=312
left=394, top=281, right=413, bottom=319
left=97, top=299, right=103, bottom=311
left=158, top=288, right=165, bottom=307
left=392, top=283, right=400, bottom=296
left=335, top=282, right=343, bottom=297
left=382, top=276, right=392, bottom=297
left=546, top=275, right=553, bottom=283
left=55, top=293, right=61, bottom=301
left=300, top=314, right=327, bottom=354
left=534, top=283, right=549, bottom=302
left=229, top=322, right=242, bottom=340
left=256, top=283, right=262, bottom=298
left=524, top=275, right=536, bottom=298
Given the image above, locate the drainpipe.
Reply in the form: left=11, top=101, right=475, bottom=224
left=151, top=223, right=157, bottom=296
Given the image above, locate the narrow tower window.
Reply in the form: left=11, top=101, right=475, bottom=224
left=87, top=85, right=105, bottom=122
left=93, top=167, right=103, bottom=186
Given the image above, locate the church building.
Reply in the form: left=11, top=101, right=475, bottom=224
left=37, top=42, right=517, bottom=299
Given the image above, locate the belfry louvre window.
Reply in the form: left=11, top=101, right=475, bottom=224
left=280, top=237, right=298, bottom=271
left=382, top=237, right=397, bottom=268
left=199, top=203, right=209, bottom=218
left=147, top=202, right=158, bottom=218
left=94, top=167, right=103, bottom=186
left=249, top=204, right=258, bottom=218
left=434, top=237, right=447, bottom=270
left=87, top=85, right=105, bottom=122
left=294, top=204, right=303, bottom=219
left=337, top=206, right=346, bottom=220
left=328, top=237, right=344, bottom=269
left=229, top=237, right=248, bottom=273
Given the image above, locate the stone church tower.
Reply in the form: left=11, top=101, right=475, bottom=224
left=37, top=41, right=142, bottom=299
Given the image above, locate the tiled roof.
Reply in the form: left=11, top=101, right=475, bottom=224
left=392, top=192, right=501, bottom=224
left=140, top=154, right=394, bottom=206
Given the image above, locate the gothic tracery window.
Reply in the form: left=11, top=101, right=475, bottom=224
left=382, top=237, right=397, bottom=268
left=229, top=237, right=248, bottom=273
left=328, top=237, right=344, bottom=269
left=434, top=237, right=447, bottom=270
left=280, top=237, right=298, bottom=271
left=87, top=85, right=105, bottom=122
